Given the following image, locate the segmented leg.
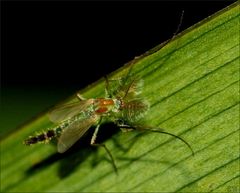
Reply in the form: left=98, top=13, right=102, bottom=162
left=91, top=124, right=118, bottom=173
left=76, top=93, right=85, bottom=101
left=116, top=121, right=134, bottom=132
left=120, top=127, right=134, bottom=132
left=104, top=75, right=111, bottom=98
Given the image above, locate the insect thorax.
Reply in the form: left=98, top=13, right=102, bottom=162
left=93, top=98, right=121, bottom=114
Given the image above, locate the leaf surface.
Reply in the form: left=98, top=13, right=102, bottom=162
left=1, top=2, right=239, bottom=192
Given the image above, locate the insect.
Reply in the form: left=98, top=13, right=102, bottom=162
left=24, top=11, right=195, bottom=171
left=24, top=66, right=194, bottom=172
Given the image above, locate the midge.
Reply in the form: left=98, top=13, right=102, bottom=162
left=24, top=66, right=194, bottom=172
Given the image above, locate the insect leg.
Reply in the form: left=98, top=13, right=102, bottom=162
left=104, top=75, right=111, bottom=98
left=174, top=10, right=184, bottom=37
left=118, top=124, right=194, bottom=156
left=116, top=121, right=134, bottom=132
left=76, top=93, right=85, bottom=101
left=120, top=127, right=134, bottom=132
left=90, top=124, right=100, bottom=145
left=143, top=128, right=194, bottom=156
left=91, top=124, right=118, bottom=173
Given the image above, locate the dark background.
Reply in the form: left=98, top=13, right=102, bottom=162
left=1, top=1, right=234, bottom=135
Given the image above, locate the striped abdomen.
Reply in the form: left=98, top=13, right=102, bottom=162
left=24, top=127, right=62, bottom=145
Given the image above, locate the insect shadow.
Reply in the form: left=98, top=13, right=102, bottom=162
left=58, top=122, right=121, bottom=178
left=25, top=122, right=158, bottom=178
left=25, top=122, right=120, bottom=178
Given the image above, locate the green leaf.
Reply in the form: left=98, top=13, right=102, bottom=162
left=1, top=2, right=239, bottom=192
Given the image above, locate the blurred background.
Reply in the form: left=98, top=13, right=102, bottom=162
left=1, top=1, right=234, bottom=137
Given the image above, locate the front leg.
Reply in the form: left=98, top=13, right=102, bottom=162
left=76, top=93, right=85, bottom=101
left=104, top=75, right=111, bottom=98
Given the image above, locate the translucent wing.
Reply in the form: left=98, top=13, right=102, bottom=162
left=48, top=99, right=94, bottom=123
left=57, top=115, right=99, bottom=153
